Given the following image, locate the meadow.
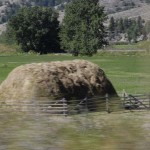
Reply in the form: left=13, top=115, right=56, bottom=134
left=0, top=51, right=150, bottom=94
left=0, top=51, right=150, bottom=150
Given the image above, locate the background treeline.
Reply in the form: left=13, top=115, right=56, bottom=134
left=0, top=0, right=107, bottom=56
left=0, top=3, right=20, bottom=24
left=0, top=0, right=70, bottom=24
left=108, top=16, right=149, bottom=43
left=1, top=0, right=150, bottom=55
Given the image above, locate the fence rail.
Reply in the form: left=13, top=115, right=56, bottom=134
left=1, top=93, right=150, bottom=115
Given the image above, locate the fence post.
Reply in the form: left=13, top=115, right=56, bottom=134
left=84, top=97, right=88, bottom=114
left=122, top=89, right=127, bottom=109
left=123, top=92, right=126, bottom=109
left=148, top=93, right=150, bottom=110
left=62, top=98, right=67, bottom=116
left=106, top=94, right=110, bottom=113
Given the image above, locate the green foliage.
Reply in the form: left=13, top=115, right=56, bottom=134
left=0, top=0, right=70, bottom=24
left=144, top=20, right=150, bottom=34
left=59, top=0, right=107, bottom=56
left=109, top=17, right=115, bottom=32
left=0, top=28, right=16, bottom=45
left=108, top=16, right=145, bottom=43
left=30, top=0, right=70, bottom=6
left=7, top=6, right=61, bottom=54
left=117, top=18, right=124, bottom=33
left=0, top=3, right=20, bottom=24
left=31, top=0, right=55, bottom=6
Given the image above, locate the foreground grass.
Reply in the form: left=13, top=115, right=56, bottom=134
left=0, top=111, right=150, bottom=150
left=0, top=52, right=150, bottom=94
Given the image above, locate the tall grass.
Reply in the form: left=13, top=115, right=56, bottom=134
left=0, top=43, right=18, bottom=54
left=138, top=40, right=150, bottom=51
left=0, top=111, right=150, bottom=150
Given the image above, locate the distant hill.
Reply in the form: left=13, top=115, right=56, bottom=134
left=1, top=0, right=150, bottom=23
left=0, top=0, right=150, bottom=34
left=0, top=0, right=69, bottom=33
left=100, top=0, right=147, bottom=14
left=0, top=0, right=69, bottom=24
left=109, top=4, right=150, bottom=21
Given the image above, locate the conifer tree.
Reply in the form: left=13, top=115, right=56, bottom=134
left=109, top=17, right=115, bottom=32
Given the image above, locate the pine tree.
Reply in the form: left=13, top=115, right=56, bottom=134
left=118, top=18, right=124, bottom=33
left=137, top=16, right=143, bottom=34
left=109, top=17, right=115, bottom=32
left=59, top=0, right=107, bottom=56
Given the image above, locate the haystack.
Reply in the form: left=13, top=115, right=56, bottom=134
left=0, top=60, right=117, bottom=111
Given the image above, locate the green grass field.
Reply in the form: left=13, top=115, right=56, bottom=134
left=0, top=52, right=150, bottom=94
left=0, top=52, right=150, bottom=150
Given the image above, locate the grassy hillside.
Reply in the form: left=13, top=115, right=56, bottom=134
left=109, top=5, right=150, bottom=21
left=100, top=0, right=146, bottom=14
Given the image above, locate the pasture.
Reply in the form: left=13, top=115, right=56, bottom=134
left=0, top=52, right=150, bottom=94
left=0, top=51, right=150, bottom=150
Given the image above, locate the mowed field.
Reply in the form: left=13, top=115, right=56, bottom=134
left=0, top=52, right=150, bottom=150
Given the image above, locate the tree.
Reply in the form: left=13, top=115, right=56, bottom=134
left=127, top=22, right=138, bottom=43
left=32, top=0, right=56, bottom=6
left=144, top=20, right=150, bottom=34
left=137, top=16, right=143, bottom=34
left=118, top=18, right=124, bottom=33
left=59, top=0, right=107, bottom=56
left=123, top=17, right=129, bottom=31
left=108, top=17, right=117, bottom=39
left=109, top=17, right=115, bottom=32
left=0, top=28, right=16, bottom=45
left=8, top=6, right=60, bottom=54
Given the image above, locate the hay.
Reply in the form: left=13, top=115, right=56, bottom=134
left=0, top=60, right=117, bottom=111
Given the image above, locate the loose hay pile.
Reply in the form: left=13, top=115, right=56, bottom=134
left=0, top=60, right=117, bottom=111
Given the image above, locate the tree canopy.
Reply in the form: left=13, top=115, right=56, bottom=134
left=8, top=6, right=61, bottom=54
left=108, top=16, right=145, bottom=43
left=59, top=0, right=107, bottom=56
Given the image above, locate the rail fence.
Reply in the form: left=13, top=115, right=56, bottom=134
left=1, top=93, right=150, bottom=115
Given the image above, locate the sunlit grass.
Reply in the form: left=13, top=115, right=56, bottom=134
left=0, top=52, right=150, bottom=94
left=109, top=43, right=140, bottom=50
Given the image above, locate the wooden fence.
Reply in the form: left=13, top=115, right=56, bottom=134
left=122, top=93, right=150, bottom=110
left=1, top=93, right=150, bottom=115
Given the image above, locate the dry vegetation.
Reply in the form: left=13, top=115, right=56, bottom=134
left=0, top=43, right=16, bottom=54
left=0, top=60, right=117, bottom=111
left=109, top=4, right=150, bottom=21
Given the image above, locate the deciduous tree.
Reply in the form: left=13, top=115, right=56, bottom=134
left=8, top=6, right=60, bottom=54
left=60, top=0, right=107, bottom=56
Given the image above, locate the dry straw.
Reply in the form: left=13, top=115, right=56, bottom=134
left=0, top=60, right=117, bottom=111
